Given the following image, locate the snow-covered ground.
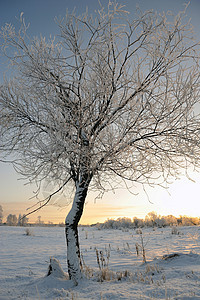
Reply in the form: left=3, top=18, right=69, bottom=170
left=1, top=225, right=200, bottom=299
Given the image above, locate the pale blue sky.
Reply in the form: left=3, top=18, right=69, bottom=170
left=0, top=0, right=200, bottom=37
left=0, top=0, right=200, bottom=223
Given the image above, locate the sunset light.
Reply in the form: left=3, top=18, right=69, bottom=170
left=160, top=176, right=200, bottom=218
left=1, top=0, right=200, bottom=297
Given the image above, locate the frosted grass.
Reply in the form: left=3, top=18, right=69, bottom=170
left=1, top=225, right=200, bottom=299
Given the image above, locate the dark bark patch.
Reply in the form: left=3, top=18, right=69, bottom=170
left=46, top=257, right=67, bottom=279
left=162, top=253, right=180, bottom=260
left=47, top=264, right=52, bottom=276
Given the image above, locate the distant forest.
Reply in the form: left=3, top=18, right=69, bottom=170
left=0, top=205, right=199, bottom=228
left=95, top=212, right=200, bottom=229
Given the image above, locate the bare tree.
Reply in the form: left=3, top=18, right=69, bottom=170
left=0, top=205, right=3, bottom=224
left=1, top=3, right=200, bottom=283
left=18, top=214, right=29, bottom=226
left=6, top=214, right=17, bottom=226
left=145, top=211, right=158, bottom=227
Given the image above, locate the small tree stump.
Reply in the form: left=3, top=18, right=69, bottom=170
left=47, top=257, right=67, bottom=279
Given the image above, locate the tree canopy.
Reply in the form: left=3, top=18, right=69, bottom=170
left=1, top=2, right=200, bottom=283
left=1, top=4, right=200, bottom=207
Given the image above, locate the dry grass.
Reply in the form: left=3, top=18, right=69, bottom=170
left=171, top=227, right=180, bottom=235
left=135, top=229, right=147, bottom=263
left=134, top=263, right=165, bottom=286
left=81, top=246, right=131, bottom=282
left=24, top=228, right=34, bottom=236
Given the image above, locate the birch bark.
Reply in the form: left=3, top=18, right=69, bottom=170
left=65, top=174, right=90, bottom=284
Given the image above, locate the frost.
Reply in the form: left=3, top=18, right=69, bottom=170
left=1, top=1, right=200, bottom=285
left=47, top=257, right=68, bottom=279
left=1, top=225, right=200, bottom=299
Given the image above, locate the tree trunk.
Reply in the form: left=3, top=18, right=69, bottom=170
left=65, top=174, right=90, bottom=285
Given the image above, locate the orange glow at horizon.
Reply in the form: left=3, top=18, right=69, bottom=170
left=1, top=161, right=200, bottom=225
left=1, top=200, right=147, bottom=225
left=2, top=174, right=200, bottom=225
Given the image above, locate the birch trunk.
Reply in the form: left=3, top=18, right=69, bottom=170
left=65, top=174, right=90, bottom=284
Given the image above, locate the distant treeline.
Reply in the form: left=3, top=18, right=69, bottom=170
left=1, top=207, right=199, bottom=228
left=95, top=212, right=200, bottom=229
left=0, top=210, right=64, bottom=227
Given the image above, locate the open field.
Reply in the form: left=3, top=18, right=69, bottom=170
left=0, top=225, right=200, bottom=299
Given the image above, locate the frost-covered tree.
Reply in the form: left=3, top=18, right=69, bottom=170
left=145, top=211, right=159, bottom=227
left=164, top=215, right=178, bottom=226
left=6, top=214, right=17, bottom=226
left=1, top=3, right=200, bottom=283
left=18, top=214, right=29, bottom=226
left=17, top=214, right=22, bottom=226
left=37, top=216, right=43, bottom=225
left=0, top=205, right=3, bottom=224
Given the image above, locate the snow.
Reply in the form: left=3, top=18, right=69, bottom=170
left=1, top=225, right=200, bottom=299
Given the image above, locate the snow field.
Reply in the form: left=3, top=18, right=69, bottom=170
left=0, top=225, right=200, bottom=299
